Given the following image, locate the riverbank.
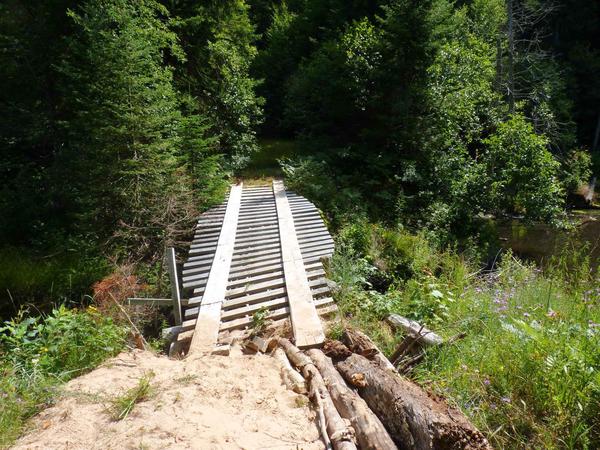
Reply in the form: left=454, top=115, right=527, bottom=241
left=326, top=221, right=600, bottom=449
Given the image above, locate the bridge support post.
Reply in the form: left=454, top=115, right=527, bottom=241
left=166, top=247, right=183, bottom=326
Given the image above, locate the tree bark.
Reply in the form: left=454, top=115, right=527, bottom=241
left=341, top=329, right=396, bottom=372
left=507, top=0, right=515, bottom=113
left=307, top=349, right=398, bottom=450
left=336, top=353, right=492, bottom=450
left=276, top=338, right=357, bottom=450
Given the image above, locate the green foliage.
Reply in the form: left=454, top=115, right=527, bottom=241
left=57, top=0, right=185, bottom=247
left=412, top=256, right=600, bottom=449
left=560, top=149, right=592, bottom=193
left=169, top=0, right=263, bottom=169
left=330, top=220, right=600, bottom=448
left=0, top=246, right=109, bottom=319
left=251, top=306, right=270, bottom=334
left=0, top=306, right=125, bottom=380
left=0, top=307, right=126, bottom=447
left=483, top=114, right=564, bottom=221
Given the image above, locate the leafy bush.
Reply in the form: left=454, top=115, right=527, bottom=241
left=0, top=306, right=126, bottom=447
left=483, top=114, right=565, bottom=222
left=0, top=246, right=110, bottom=320
left=560, top=149, right=592, bottom=193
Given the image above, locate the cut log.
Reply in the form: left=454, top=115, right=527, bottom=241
left=272, top=347, right=307, bottom=394
left=307, top=349, right=397, bottom=450
left=386, top=314, right=443, bottom=347
left=277, top=338, right=356, bottom=450
left=341, top=329, right=396, bottom=372
left=336, top=353, right=492, bottom=450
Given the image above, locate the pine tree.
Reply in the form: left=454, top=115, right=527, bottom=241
left=167, top=0, right=263, bottom=169
left=57, top=0, right=185, bottom=248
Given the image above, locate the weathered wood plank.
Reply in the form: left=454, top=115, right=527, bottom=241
left=187, top=183, right=243, bottom=354
left=273, top=180, right=324, bottom=348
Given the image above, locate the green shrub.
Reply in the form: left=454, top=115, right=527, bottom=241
left=0, top=306, right=126, bottom=447
left=483, top=114, right=565, bottom=222
left=0, top=246, right=109, bottom=319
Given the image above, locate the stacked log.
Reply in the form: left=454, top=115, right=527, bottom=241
left=266, top=332, right=491, bottom=450
left=336, top=352, right=491, bottom=450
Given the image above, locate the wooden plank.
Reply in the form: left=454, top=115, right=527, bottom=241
left=230, top=254, right=281, bottom=270
left=219, top=296, right=334, bottom=333
left=226, top=270, right=285, bottom=290
left=221, top=297, right=288, bottom=321
left=273, top=180, right=324, bottom=348
left=232, top=245, right=280, bottom=261
left=223, top=287, right=287, bottom=310
left=166, top=248, right=183, bottom=326
left=234, top=236, right=280, bottom=250
left=187, top=183, right=243, bottom=354
left=226, top=276, right=286, bottom=298
left=228, top=261, right=283, bottom=279
left=226, top=272, right=285, bottom=300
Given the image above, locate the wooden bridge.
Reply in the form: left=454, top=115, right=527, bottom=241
left=174, top=180, right=336, bottom=354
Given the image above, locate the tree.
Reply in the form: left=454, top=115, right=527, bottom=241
left=167, top=0, right=263, bottom=169
left=0, top=0, right=76, bottom=243
left=57, top=0, right=186, bottom=253
left=483, top=114, right=563, bottom=221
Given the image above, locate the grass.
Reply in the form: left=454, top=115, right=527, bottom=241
left=238, top=138, right=303, bottom=179
left=0, top=306, right=126, bottom=448
left=107, top=371, right=154, bottom=421
left=328, top=221, right=600, bottom=449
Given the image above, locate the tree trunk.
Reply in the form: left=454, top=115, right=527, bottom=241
left=593, top=113, right=600, bottom=152
left=276, top=339, right=357, bottom=450
left=507, top=0, right=515, bottom=114
left=307, top=349, right=398, bottom=450
left=336, top=353, right=492, bottom=450
left=341, top=329, right=396, bottom=372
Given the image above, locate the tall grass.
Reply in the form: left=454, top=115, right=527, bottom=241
left=329, top=222, right=600, bottom=449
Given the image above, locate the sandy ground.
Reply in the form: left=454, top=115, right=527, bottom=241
left=12, top=346, right=324, bottom=450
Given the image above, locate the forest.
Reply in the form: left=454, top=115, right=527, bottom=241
left=1, top=0, right=599, bottom=448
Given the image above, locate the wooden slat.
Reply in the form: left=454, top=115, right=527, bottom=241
left=273, top=180, right=324, bottom=348
left=186, top=183, right=243, bottom=354
left=218, top=296, right=335, bottom=333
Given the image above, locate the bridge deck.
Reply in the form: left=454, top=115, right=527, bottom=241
left=177, top=180, right=335, bottom=352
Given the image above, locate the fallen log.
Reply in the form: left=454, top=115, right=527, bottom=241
left=276, top=338, right=357, bottom=450
left=272, top=347, right=307, bottom=394
left=386, top=314, right=443, bottom=347
left=307, top=349, right=397, bottom=450
left=341, top=329, right=396, bottom=372
left=336, top=353, right=492, bottom=450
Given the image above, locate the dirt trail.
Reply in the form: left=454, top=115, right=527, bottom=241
left=12, top=346, right=323, bottom=450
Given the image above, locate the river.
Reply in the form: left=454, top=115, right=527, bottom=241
left=494, top=210, right=600, bottom=270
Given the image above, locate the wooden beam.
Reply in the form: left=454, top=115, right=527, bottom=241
left=188, top=183, right=243, bottom=355
left=127, top=297, right=189, bottom=306
left=166, top=247, right=183, bottom=325
left=273, top=179, right=324, bottom=348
